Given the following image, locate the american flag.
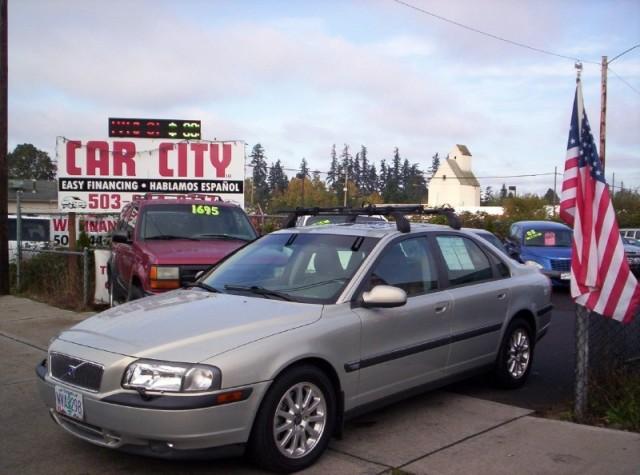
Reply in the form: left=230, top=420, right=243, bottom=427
left=559, top=81, right=640, bottom=323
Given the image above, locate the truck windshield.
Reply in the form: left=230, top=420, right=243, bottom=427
left=203, top=233, right=379, bottom=304
left=139, top=204, right=257, bottom=242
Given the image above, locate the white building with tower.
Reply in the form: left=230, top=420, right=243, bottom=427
left=428, top=144, right=481, bottom=208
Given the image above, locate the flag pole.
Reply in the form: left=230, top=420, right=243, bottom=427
left=572, top=61, right=589, bottom=422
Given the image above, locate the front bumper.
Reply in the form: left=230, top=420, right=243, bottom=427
left=540, top=270, right=570, bottom=286
left=36, top=359, right=270, bottom=458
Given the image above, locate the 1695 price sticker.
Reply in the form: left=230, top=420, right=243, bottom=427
left=192, top=205, right=219, bottom=216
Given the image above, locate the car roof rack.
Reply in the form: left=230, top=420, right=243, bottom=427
left=281, top=205, right=460, bottom=233
left=132, top=193, right=223, bottom=202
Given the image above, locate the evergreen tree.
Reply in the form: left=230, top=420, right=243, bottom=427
left=298, top=158, right=310, bottom=179
left=249, top=143, right=269, bottom=206
left=339, top=144, right=353, bottom=203
left=427, top=153, right=440, bottom=184
left=353, top=152, right=362, bottom=190
left=326, top=145, right=341, bottom=194
left=499, top=183, right=508, bottom=201
left=401, top=158, right=411, bottom=198
left=482, top=186, right=496, bottom=205
left=360, top=145, right=371, bottom=193
left=378, top=160, right=388, bottom=196
left=368, top=164, right=378, bottom=194
left=543, top=188, right=559, bottom=205
left=406, top=163, right=427, bottom=203
left=268, top=160, right=288, bottom=193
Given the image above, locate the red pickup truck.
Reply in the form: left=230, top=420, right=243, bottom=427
left=107, top=193, right=257, bottom=304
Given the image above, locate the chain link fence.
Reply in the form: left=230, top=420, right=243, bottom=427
left=574, top=305, right=640, bottom=423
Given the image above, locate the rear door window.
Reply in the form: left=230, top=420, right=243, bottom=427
left=435, top=235, right=494, bottom=286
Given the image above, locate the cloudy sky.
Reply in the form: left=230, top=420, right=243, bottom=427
left=8, top=0, right=640, bottom=195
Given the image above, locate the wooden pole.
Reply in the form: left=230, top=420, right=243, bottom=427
left=600, top=56, right=608, bottom=172
left=553, top=166, right=558, bottom=217
left=0, top=0, right=9, bottom=295
left=68, top=212, right=78, bottom=288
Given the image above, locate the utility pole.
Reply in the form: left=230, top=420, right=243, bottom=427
left=0, top=0, right=9, bottom=295
left=343, top=166, right=348, bottom=207
left=599, top=56, right=608, bottom=172
left=553, top=166, right=558, bottom=217
left=612, top=172, right=615, bottom=196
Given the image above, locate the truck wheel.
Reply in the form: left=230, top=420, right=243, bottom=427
left=494, top=317, right=534, bottom=389
left=249, top=365, right=336, bottom=473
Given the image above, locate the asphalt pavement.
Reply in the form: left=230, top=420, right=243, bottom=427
left=1, top=294, right=638, bottom=475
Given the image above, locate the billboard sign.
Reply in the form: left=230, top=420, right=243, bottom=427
left=57, top=138, right=245, bottom=212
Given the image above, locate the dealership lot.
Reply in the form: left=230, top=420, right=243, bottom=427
left=1, top=295, right=638, bottom=475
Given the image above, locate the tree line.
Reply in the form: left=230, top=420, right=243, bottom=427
left=248, top=143, right=437, bottom=212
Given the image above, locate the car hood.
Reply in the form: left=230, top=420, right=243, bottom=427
left=57, top=289, right=322, bottom=362
left=522, top=246, right=571, bottom=260
left=138, top=239, right=246, bottom=265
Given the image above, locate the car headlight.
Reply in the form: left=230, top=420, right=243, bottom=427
left=122, top=360, right=221, bottom=392
left=524, top=260, right=544, bottom=270
left=149, top=265, right=180, bottom=289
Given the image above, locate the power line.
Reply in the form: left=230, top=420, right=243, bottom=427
left=609, top=44, right=640, bottom=64
left=608, top=67, right=640, bottom=96
left=390, top=0, right=601, bottom=65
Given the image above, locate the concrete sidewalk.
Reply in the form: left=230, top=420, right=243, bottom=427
left=1, top=295, right=638, bottom=475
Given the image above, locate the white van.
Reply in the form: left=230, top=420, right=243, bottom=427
left=8, top=215, right=51, bottom=261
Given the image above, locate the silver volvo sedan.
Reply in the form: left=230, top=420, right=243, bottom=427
left=37, top=207, right=553, bottom=473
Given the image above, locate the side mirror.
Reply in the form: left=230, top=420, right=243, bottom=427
left=112, top=229, right=130, bottom=244
left=362, top=285, right=407, bottom=308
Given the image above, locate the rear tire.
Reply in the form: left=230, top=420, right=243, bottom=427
left=249, top=365, right=336, bottom=473
left=494, top=317, right=534, bottom=389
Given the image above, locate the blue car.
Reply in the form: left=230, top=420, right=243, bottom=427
left=506, top=220, right=572, bottom=286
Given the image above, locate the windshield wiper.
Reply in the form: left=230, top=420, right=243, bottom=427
left=224, top=284, right=293, bottom=301
left=184, top=282, right=221, bottom=293
left=195, top=233, right=251, bottom=241
left=145, top=235, right=200, bottom=241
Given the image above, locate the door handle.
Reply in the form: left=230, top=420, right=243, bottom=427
left=434, top=303, right=448, bottom=314
left=497, top=293, right=507, bottom=300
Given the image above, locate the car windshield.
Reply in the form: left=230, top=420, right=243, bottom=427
left=139, top=203, right=257, bottom=241
left=203, top=232, right=379, bottom=304
left=523, top=228, right=572, bottom=247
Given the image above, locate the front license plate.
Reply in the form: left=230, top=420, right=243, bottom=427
left=55, top=385, right=84, bottom=420
left=560, top=272, right=571, bottom=280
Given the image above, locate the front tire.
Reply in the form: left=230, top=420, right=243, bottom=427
left=494, top=317, right=534, bottom=389
left=249, top=365, right=336, bottom=473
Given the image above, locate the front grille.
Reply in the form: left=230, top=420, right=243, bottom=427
left=180, top=265, right=212, bottom=285
left=550, top=259, right=571, bottom=272
left=50, top=352, right=103, bottom=392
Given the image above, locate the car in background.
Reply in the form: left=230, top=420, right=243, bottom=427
left=622, top=237, right=640, bottom=276
left=107, top=193, right=257, bottom=305
left=7, top=215, right=51, bottom=261
left=464, top=228, right=507, bottom=253
left=506, top=220, right=572, bottom=286
left=38, top=206, right=552, bottom=472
